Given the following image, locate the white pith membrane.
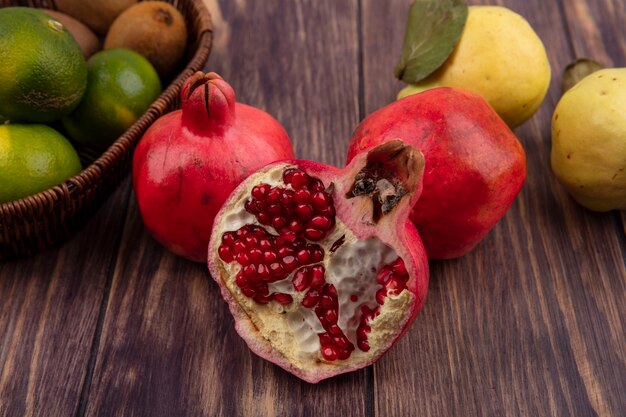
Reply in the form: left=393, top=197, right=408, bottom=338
left=210, top=162, right=417, bottom=373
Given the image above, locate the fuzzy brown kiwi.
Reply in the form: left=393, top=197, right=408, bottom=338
left=39, top=9, right=100, bottom=59
left=55, top=0, right=137, bottom=35
left=103, top=2, right=188, bottom=80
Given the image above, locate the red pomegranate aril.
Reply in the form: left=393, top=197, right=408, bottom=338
left=294, top=188, right=311, bottom=203
left=292, top=268, right=310, bottom=291
left=325, top=310, right=338, bottom=324
left=269, top=262, right=285, bottom=277
left=296, top=204, right=314, bottom=221
left=319, top=295, right=334, bottom=310
left=321, top=346, right=338, bottom=361
left=289, top=220, right=303, bottom=233
left=218, top=246, right=233, bottom=262
left=282, top=168, right=296, bottom=184
left=311, top=191, right=330, bottom=210
left=272, top=216, right=287, bottom=229
left=236, top=252, right=250, bottom=266
left=302, top=290, right=319, bottom=308
left=264, top=251, right=278, bottom=263
left=328, top=324, right=342, bottom=337
left=254, top=294, right=271, bottom=304
left=268, top=204, right=282, bottom=214
left=222, top=232, right=235, bottom=245
left=249, top=249, right=263, bottom=262
left=304, top=228, right=325, bottom=241
left=243, top=264, right=256, bottom=277
left=311, top=249, right=324, bottom=263
left=392, top=258, right=407, bottom=275
left=376, top=288, right=387, bottom=305
left=296, top=249, right=310, bottom=264
left=358, top=340, right=370, bottom=352
left=291, top=171, right=309, bottom=189
left=310, top=267, right=325, bottom=289
left=252, top=184, right=270, bottom=199
left=377, top=266, right=392, bottom=284
left=325, top=284, right=337, bottom=298
left=259, top=239, right=272, bottom=251
left=273, top=293, right=293, bottom=304
left=282, top=255, right=298, bottom=272
left=233, top=241, right=246, bottom=253
left=310, top=216, right=332, bottom=231
left=257, top=212, right=270, bottom=224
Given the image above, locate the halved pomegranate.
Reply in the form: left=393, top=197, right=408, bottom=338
left=208, top=140, right=429, bottom=383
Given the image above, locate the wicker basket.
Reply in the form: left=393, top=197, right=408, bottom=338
left=0, top=0, right=213, bottom=259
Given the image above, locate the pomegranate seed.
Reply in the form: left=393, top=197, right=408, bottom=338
left=268, top=204, right=281, bottom=214
left=282, top=255, right=298, bottom=272
left=289, top=220, right=303, bottom=233
left=310, top=215, right=332, bottom=231
left=310, top=266, right=325, bottom=289
left=385, top=276, right=403, bottom=293
left=325, top=284, right=337, bottom=297
left=248, top=249, right=262, bottom=263
left=376, top=288, right=387, bottom=305
left=272, top=216, right=287, bottom=229
left=291, top=171, right=309, bottom=189
left=235, top=273, right=247, bottom=286
left=350, top=294, right=358, bottom=302
left=257, top=212, right=270, bottom=224
left=358, top=340, right=370, bottom=352
left=236, top=253, right=250, bottom=266
left=282, top=169, right=294, bottom=183
left=304, top=228, right=325, bottom=241
left=269, top=262, right=285, bottom=276
left=319, top=205, right=335, bottom=216
left=392, top=258, right=407, bottom=275
left=257, top=264, right=270, bottom=280
left=259, top=239, right=272, bottom=250
left=325, top=310, right=338, bottom=324
left=377, top=266, right=392, bottom=284
left=319, top=295, right=334, bottom=310
left=254, top=295, right=271, bottom=304
left=233, top=241, right=246, bottom=253
left=295, top=204, right=313, bottom=221
left=241, top=287, right=256, bottom=297
left=311, top=248, right=324, bottom=263
left=302, top=290, right=319, bottom=308
left=319, top=333, right=333, bottom=346
left=328, top=324, right=342, bottom=337
left=321, top=346, right=338, bottom=361
left=243, top=264, right=256, bottom=277
left=222, top=232, right=235, bottom=245
left=218, top=246, right=233, bottom=262
left=310, top=179, right=325, bottom=191
left=296, top=249, right=310, bottom=264
left=264, top=251, right=278, bottom=263
left=294, top=188, right=310, bottom=203
left=338, top=349, right=352, bottom=360
left=273, top=293, right=293, bottom=304
left=268, top=187, right=281, bottom=202
left=334, top=337, right=348, bottom=349
left=311, top=191, right=329, bottom=210
left=292, top=268, right=310, bottom=291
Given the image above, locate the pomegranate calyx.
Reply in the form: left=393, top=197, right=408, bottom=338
left=181, top=71, right=236, bottom=135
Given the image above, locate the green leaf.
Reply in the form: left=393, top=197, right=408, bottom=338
left=394, top=0, right=468, bottom=84
left=561, top=58, right=604, bottom=94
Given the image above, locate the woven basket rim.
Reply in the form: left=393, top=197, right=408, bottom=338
left=0, top=0, right=213, bottom=215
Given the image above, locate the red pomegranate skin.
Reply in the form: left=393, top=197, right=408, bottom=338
left=347, top=87, right=526, bottom=259
left=133, top=72, right=294, bottom=262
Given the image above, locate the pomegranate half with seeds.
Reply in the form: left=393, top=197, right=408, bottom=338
left=208, top=140, right=429, bottom=383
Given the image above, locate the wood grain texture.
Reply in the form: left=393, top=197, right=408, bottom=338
left=0, top=181, right=131, bottom=417
left=82, top=1, right=366, bottom=416
left=362, top=1, right=626, bottom=416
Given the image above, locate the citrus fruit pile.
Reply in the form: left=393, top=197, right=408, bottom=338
left=0, top=2, right=180, bottom=204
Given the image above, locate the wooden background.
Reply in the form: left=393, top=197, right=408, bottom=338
left=1, top=0, right=625, bottom=416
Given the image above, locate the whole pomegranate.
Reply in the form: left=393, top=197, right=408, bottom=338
left=208, top=140, right=429, bottom=383
left=347, top=88, right=526, bottom=259
left=133, top=72, right=294, bottom=262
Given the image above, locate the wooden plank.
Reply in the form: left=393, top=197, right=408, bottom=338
left=0, top=181, right=131, bottom=417
left=83, top=1, right=366, bottom=416
left=362, top=0, right=626, bottom=416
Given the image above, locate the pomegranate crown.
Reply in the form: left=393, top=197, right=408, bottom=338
left=181, top=71, right=236, bottom=134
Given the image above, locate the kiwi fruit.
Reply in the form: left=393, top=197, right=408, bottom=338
left=39, top=9, right=100, bottom=59
left=55, top=0, right=137, bottom=35
left=104, top=2, right=187, bottom=79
